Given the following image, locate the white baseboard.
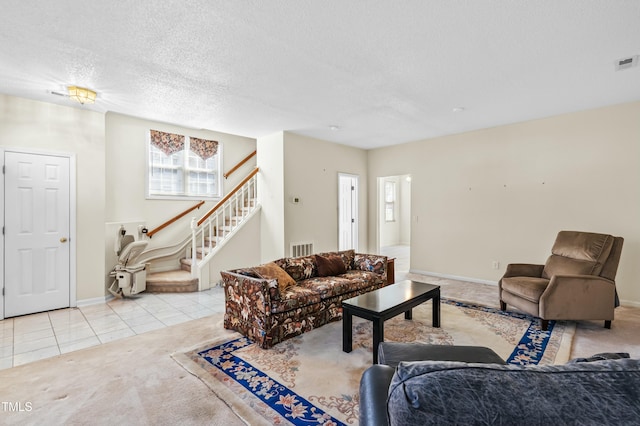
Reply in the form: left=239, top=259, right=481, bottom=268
left=77, top=294, right=114, bottom=307
left=409, top=269, right=498, bottom=286
left=410, top=269, right=640, bottom=309
left=620, top=299, right=640, bottom=308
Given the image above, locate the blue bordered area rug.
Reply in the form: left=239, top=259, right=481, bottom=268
left=172, top=299, right=575, bottom=425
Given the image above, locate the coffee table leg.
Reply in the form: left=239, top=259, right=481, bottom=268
left=404, top=309, right=413, bottom=320
left=433, top=290, right=441, bottom=328
left=342, top=309, right=353, bottom=353
left=372, top=319, right=384, bottom=364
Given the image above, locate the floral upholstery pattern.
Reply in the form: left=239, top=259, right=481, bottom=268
left=318, top=249, right=355, bottom=270
left=354, top=253, right=387, bottom=275
left=150, top=129, right=185, bottom=156
left=189, top=136, right=219, bottom=161
left=280, top=255, right=317, bottom=281
left=222, top=251, right=388, bottom=348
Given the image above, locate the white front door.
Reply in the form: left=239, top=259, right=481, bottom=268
left=338, top=174, right=358, bottom=251
left=4, top=151, right=71, bottom=317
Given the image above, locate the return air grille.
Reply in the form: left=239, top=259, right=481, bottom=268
left=290, top=242, right=314, bottom=257
left=615, top=55, right=638, bottom=71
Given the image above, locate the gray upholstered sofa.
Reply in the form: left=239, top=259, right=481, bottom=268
left=360, top=343, right=640, bottom=426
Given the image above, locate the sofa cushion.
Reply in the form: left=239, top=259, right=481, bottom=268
left=315, top=253, right=347, bottom=277
left=388, top=358, right=640, bottom=426
left=339, top=270, right=386, bottom=291
left=281, top=255, right=317, bottom=281
left=568, top=352, right=630, bottom=363
left=500, top=276, right=549, bottom=303
left=378, top=343, right=505, bottom=369
left=299, top=275, right=360, bottom=299
left=317, top=249, right=356, bottom=270
left=252, top=262, right=296, bottom=293
left=354, top=253, right=387, bottom=274
left=271, top=284, right=324, bottom=314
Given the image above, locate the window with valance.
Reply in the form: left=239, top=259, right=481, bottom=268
left=147, top=129, right=221, bottom=199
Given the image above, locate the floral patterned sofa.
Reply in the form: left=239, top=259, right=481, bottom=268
left=221, top=250, right=388, bottom=348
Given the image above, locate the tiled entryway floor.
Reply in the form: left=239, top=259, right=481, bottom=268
left=0, top=286, right=226, bottom=370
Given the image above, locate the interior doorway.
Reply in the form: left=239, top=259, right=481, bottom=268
left=1, top=149, right=75, bottom=319
left=378, top=175, right=411, bottom=281
left=338, top=173, right=358, bottom=251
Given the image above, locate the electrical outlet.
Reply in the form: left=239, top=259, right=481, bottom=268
left=492, top=261, right=500, bottom=270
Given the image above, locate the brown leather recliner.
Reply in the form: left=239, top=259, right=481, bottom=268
left=499, top=231, right=624, bottom=330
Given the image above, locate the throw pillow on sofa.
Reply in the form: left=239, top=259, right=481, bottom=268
left=315, top=254, right=347, bottom=277
left=253, top=262, right=296, bottom=293
left=281, top=255, right=317, bottom=281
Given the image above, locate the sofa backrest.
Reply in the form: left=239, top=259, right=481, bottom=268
left=542, top=231, right=621, bottom=279
left=273, top=249, right=356, bottom=282
left=387, top=358, right=640, bottom=426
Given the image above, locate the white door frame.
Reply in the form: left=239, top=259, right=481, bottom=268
left=376, top=174, right=411, bottom=252
left=338, top=173, right=358, bottom=251
left=0, top=147, right=77, bottom=320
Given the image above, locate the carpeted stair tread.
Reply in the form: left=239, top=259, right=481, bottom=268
left=146, top=269, right=198, bottom=293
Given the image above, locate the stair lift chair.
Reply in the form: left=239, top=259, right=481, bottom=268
left=109, top=235, right=149, bottom=298
left=499, top=230, right=624, bottom=330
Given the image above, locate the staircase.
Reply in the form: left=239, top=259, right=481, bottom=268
left=143, top=168, right=259, bottom=292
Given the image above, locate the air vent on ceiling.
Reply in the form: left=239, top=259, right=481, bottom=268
left=614, top=55, right=638, bottom=71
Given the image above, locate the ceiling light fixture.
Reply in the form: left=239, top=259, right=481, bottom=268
left=67, top=86, right=97, bottom=104
left=329, top=125, right=340, bottom=131
left=452, top=107, right=465, bottom=113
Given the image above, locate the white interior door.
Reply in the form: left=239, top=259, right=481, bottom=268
left=4, top=151, right=71, bottom=317
left=338, top=174, right=358, bottom=251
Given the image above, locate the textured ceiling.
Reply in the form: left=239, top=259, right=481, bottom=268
left=1, top=1, right=639, bottom=149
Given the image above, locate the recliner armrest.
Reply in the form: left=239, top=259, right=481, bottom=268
left=359, top=365, right=394, bottom=426
left=540, top=274, right=616, bottom=320
left=502, top=263, right=544, bottom=279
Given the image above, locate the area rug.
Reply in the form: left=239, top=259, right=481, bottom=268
left=172, top=298, right=575, bottom=426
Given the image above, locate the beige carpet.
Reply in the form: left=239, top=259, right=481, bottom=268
left=173, top=300, right=574, bottom=425
left=0, top=278, right=638, bottom=425
left=0, top=314, right=244, bottom=426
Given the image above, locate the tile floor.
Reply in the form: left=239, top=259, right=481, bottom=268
left=381, top=244, right=410, bottom=281
left=0, top=286, right=226, bottom=370
left=1, top=247, right=410, bottom=371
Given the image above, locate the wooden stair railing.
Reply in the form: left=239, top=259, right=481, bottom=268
left=146, top=200, right=205, bottom=238
left=190, top=167, right=260, bottom=284
left=198, top=167, right=259, bottom=226
left=224, top=150, right=256, bottom=179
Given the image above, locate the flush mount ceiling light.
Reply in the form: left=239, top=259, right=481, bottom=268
left=329, top=125, right=340, bottom=131
left=67, top=86, right=97, bottom=104
left=452, top=107, right=465, bottom=113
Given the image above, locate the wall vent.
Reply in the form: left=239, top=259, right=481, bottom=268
left=290, top=242, right=314, bottom=257
left=615, top=55, right=638, bottom=71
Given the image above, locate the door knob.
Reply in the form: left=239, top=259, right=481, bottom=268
left=60, top=237, right=68, bottom=243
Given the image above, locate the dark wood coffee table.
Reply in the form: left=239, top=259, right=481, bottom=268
left=342, top=280, right=440, bottom=363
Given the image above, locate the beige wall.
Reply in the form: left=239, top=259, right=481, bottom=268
left=283, top=132, right=368, bottom=254
left=105, top=112, right=256, bottom=239
left=104, top=112, right=257, bottom=286
left=257, top=131, right=286, bottom=262
left=4, top=93, right=637, bottom=308
left=206, top=211, right=261, bottom=285
left=258, top=131, right=369, bottom=260
left=0, top=94, right=106, bottom=301
left=368, top=101, right=640, bottom=306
